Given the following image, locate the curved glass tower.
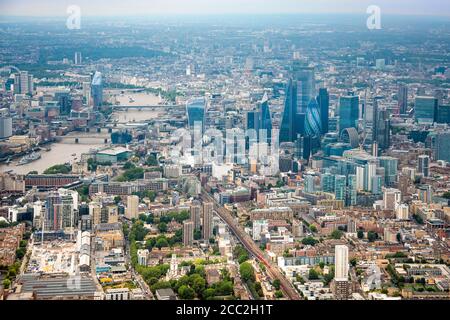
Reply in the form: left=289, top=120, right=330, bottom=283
left=186, top=98, right=205, bottom=130
left=305, top=97, right=322, bottom=136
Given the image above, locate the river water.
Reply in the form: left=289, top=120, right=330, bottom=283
left=0, top=104, right=164, bottom=175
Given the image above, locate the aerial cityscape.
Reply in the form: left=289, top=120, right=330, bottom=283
left=0, top=0, right=450, bottom=304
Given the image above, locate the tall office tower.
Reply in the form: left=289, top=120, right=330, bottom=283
left=304, top=97, right=322, bottom=136
left=435, top=132, right=450, bottom=162
left=295, top=134, right=312, bottom=160
left=126, top=195, right=139, bottom=220
left=202, top=202, right=213, bottom=240
left=347, top=174, right=357, bottom=206
left=317, top=88, right=329, bottom=134
left=186, top=97, right=206, bottom=131
left=339, top=94, right=359, bottom=134
left=335, top=245, right=349, bottom=281
left=379, top=156, right=398, bottom=186
left=437, top=105, right=450, bottom=124
left=46, top=191, right=62, bottom=231
left=321, top=173, right=335, bottom=193
left=89, top=202, right=102, bottom=226
left=334, top=175, right=346, bottom=201
left=55, top=90, right=72, bottom=116
left=418, top=154, right=430, bottom=177
left=374, top=108, right=390, bottom=151
left=293, top=62, right=315, bottom=114
left=0, top=108, right=13, bottom=139
left=398, top=85, right=408, bottom=114
left=415, top=96, right=438, bottom=124
left=82, top=82, right=91, bottom=106
left=91, top=71, right=103, bottom=109
left=74, top=51, right=82, bottom=65
left=371, top=98, right=379, bottom=145
left=364, top=161, right=377, bottom=192
left=183, top=220, right=194, bottom=246
left=383, top=188, right=402, bottom=210
left=258, top=93, right=272, bottom=144
left=279, top=79, right=298, bottom=143
left=246, top=110, right=259, bottom=150
left=190, top=202, right=202, bottom=231
left=14, top=71, right=33, bottom=95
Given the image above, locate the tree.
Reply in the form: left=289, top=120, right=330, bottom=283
left=155, top=237, right=169, bottom=249
left=272, top=279, right=281, bottom=290
left=331, top=229, right=344, bottom=240
left=275, top=290, right=283, bottom=298
left=302, top=237, right=318, bottom=246
left=357, top=230, right=364, bottom=239
left=368, top=231, right=378, bottom=242
left=2, top=278, right=11, bottom=289
left=350, top=258, right=357, bottom=267
left=308, top=268, right=319, bottom=280
left=114, top=196, right=122, bottom=204
left=239, top=262, right=255, bottom=282
left=158, top=222, right=168, bottom=233
left=310, top=225, right=317, bottom=233
left=146, top=155, right=159, bottom=166
left=191, top=276, right=206, bottom=296
left=178, top=285, right=195, bottom=299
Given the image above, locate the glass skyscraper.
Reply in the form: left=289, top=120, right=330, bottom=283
left=279, top=79, right=298, bottom=143
left=414, top=96, right=438, bottom=124
left=186, top=97, right=206, bottom=130
left=317, top=88, right=329, bottom=134
left=339, top=94, right=359, bottom=134
left=305, top=98, right=322, bottom=136
left=91, top=71, right=103, bottom=109
left=293, top=62, right=315, bottom=114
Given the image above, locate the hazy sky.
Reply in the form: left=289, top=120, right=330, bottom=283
left=0, top=0, right=448, bottom=17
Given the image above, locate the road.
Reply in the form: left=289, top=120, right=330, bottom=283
left=200, top=190, right=301, bottom=300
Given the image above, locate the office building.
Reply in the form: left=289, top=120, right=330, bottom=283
left=91, top=71, right=103, bottom=109
left=415, top=96, right=438, bottom=123
left=280, top=79, right=298, bottom=143
left=339, top=94, right=359, bottom=133
left=317, top=88, right=329, bottom=134
left=435, top=132, right=450, bottom=162
left=437, top=105, right=450, bottom=124
left=293, top=62, right=315, bottom=114
left=398, top=85, right=408, bottom=114
left=186, top=97, right=205, bottom=131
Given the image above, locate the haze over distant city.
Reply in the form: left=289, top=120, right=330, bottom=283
left=0, top=0, right=449, bottom=17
